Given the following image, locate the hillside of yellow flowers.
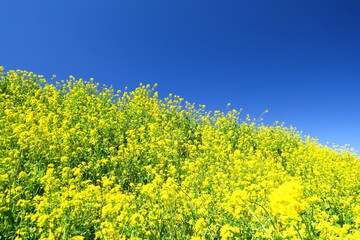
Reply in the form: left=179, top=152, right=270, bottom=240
left=1, top=68, right=360, bottom=240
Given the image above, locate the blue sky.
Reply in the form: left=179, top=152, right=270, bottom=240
left=1, top=0, right=360, bottom=154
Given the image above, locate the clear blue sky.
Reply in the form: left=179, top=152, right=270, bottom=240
left=1, top=0, right=360, bottom=154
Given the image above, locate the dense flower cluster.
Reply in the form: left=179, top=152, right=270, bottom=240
left=1, top=68, right=360, bottom=239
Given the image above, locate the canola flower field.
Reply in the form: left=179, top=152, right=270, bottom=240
left=0, top=68, right=360, bottom=240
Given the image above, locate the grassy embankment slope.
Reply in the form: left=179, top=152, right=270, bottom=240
left=1, top=68, right=360, bottom=240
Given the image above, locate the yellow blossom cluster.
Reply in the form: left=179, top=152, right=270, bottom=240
left=1, top=68, right=360, bottom=239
